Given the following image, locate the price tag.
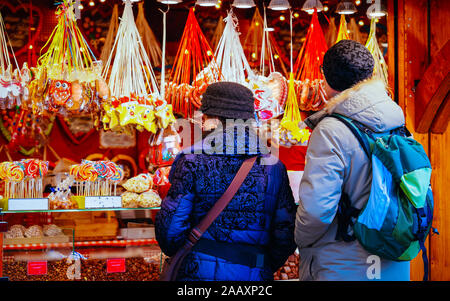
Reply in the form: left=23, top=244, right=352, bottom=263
left=8, top=198, right=48, bottom=211
left=27, top=261, right=47, bottom=275
left=107, top=258, right=126, bottom=273
left=84, top=196, right=122, bottom=209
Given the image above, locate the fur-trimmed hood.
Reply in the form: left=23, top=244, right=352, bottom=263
left=306, top=78, right=405, bottom=132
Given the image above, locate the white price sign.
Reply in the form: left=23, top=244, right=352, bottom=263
left=84, top=196, right=122, bottom=209
left=8, top=198, right=49, bottom=211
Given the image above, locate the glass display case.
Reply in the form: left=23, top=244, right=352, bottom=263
left=0, top=207, right=163, bottom=281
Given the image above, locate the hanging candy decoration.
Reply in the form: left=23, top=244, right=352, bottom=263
left=212, top=10, right=288, bottom=122
left=0, top=12, right=31, bottom=109
left=99, top=4, right=119, bottom=65
left=279, top=73, right=311, bottom=146
left=28, top=0, right=109, bottom=116
left=243, top=7, right=288, bottom=77
left=335, top=14, right=350, bottom=43
left=365, top=18, right=388, bottom=87
left=102, top=0, right=175, bottom=135
left=136, top=1, right=164, bottom=68
left=293, top=9, right=328, bottom=111
left=348, top=18, right=363, bottom=44
left=325, top=16, right=337, bottom=47
left=214, top=10, right=253, bottom=85
left=210, top=15, right=225, bottom=52
left=165, top=7, right=221, bottom=119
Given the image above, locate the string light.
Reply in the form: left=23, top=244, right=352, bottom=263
left=355, top=0, right=361, bottom=5
left=89, top=1, right=95, bottom=6
left=358, top=20, right=364, bottom=26
left=279, top=15, right=285, bottom=21
left=324, top=6, right=329, bottom=12
left=294, top=12, right=299, bottom=18
left=78, top=4, right=84, bottom=10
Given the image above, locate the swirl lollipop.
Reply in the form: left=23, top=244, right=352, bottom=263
left=22, top=159, right=40, bottom=179
left=110, top=163, right=124, bottom=196
left=7, top=162, right=25, bottom=198
left=39, top=161, right=49, bottom=177
left=0, top=162, right=11, bottom=180
left=8, top=162, right=25, bottom=182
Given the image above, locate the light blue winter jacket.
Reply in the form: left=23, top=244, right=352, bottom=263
left=295, top=78, right=411, bottom=281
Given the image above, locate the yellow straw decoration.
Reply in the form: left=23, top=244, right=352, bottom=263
left=365, top=18, right=388, bottom=87
left=280, top=72, right=310, bottom=144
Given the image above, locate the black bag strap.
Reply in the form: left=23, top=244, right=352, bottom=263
left=187, top=156, right=258, bottom=246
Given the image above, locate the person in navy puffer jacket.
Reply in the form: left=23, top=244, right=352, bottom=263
left=155, top=82, right=297, bottom=281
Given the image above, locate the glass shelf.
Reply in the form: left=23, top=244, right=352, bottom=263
left=1, top=207, right=161, bottom=214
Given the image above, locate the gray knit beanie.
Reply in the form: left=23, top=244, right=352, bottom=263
left=323, top=39, right=375, bottom=91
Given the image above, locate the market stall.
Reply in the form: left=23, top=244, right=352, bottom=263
left=0, top=0, right=448, bottom=282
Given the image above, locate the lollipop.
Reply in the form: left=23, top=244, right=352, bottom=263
left=8, top=162, right=25, bottom=182
left=0, top=161, right=11, bottom=180
left=39, top=161, right=49, bottom=177
left=94, top=161, right=109, bottom=179
left=105, top=161, right=117, bottom=179
left=7, top=162, right=25, bottom=198
left=22, top=159, right=40, bottom=178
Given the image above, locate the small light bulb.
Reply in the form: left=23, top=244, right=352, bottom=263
left=324, top=6, right=329, bottom=12
left=294, top=12, right=299, bottom=18
left=185, top=49, right=189, bottom=55
left=28, top=45, right=33, bottom=50
left=255, top=21, right=259, bottom=26
left=274, top=54, right=279, bottom=59
left=355, top=0, right=361, bottom=5
left=251, top=52, right=257, bottom=59
left=89, top=1, right=95, bottom=7
left=207, top=50, right=212, bottom=56
left=78, top=4, right=84, bottom=10
left=279, top=15, right=285, bottom=21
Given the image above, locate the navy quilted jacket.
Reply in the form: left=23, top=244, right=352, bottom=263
left=155, top=128, right=297, bottom=281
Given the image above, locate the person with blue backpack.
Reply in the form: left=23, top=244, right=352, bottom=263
left=295, top=40, right=435, bottom=281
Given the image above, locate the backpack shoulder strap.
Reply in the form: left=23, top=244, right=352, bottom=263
left=329, top=113, right=374, bottom=159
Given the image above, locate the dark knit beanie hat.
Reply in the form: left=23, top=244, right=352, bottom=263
left=200, top=81, right=255, bottom=120
left=322, top=39, right=375, bottom=92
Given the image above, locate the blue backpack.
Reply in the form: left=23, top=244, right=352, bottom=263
left=331, top=113, right=437, bottom=281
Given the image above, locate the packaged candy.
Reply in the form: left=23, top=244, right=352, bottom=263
left=138, top=190, right=162, bottom=208
left=121, top=191, right=139, bottom=208
left=43, top=224, right=63, bottom=237
left=24, top=225, right=44, bottom=238
left=122, top=174, right=153, bottom=193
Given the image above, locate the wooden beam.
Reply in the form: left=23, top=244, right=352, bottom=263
left=415, top=40, right=450, bottom=133
left=431, top=92, right=450, bottom=134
